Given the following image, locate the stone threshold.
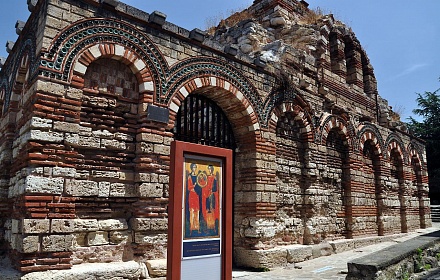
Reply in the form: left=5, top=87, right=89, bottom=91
left=1, top=260, right=167, bottom=280
left=234, top=232, right=416, bottom=269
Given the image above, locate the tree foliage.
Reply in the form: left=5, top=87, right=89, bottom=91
left=408, top=82, right=440, bottom=198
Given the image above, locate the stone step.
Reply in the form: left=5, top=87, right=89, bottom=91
left=347, top=230, right=440, bottom=280
left=234, top=233, right=410, bottom=269
left=20, top=261, right=146, bottom=280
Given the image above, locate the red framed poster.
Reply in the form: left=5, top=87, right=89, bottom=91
left=167, top=141, right=233, bottom=280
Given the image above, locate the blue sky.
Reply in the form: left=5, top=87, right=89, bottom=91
left=0, top=0, right=439, bottom=121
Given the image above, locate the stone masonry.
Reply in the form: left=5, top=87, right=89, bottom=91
left=0, top=0, right=431, bottom=277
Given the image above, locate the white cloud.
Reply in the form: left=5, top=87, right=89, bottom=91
left=392, top=63, right=429, bottom=79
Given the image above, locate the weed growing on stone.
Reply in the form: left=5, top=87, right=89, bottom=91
left=300, top=7, right=326, bottom=25
left=205, top=7, right=252, bottom=35
left=415, top=248, right=423, bottom=273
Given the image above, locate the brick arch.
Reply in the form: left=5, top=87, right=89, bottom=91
left=318, top=114, right=355, bottom=150
left=168, top=75, right=276, bottom=244
left=409, top=146, right=422, bottom=168
left=164, top=57, right=264, bottom=125
left=0, top=83, right=7, bottom=116
left=387, top=141, right=404, bottom=163
left=38, top=19, right=265, bottom=119
left=1, top=45, right=34, bottom=120
left=269, top=102, right=314, bottom=142
left=15, top=52, right=31, bottom=83
left=321, top=114, right=353, bottom=239
left=386, top=134, right=408, bottom=233
left=344, top=32, right=376, bottom=94
left=408, top=141, right=425, bottom=167
left=261, top=79, right=310, bottom=127
left=357, top=125, right=384, bottom=236
left=385, top=134, right=408, bottom=163
left=2, top=38, right=37, bottom=112
left=409, top=149, right=428, bottom=229
left=168, top=75, right=258, bottom=136
left=39, top=18, right=166, bottom=95
left=71, top=43, right=154, bottom=94
left=10, top=51, right=32, bottom=110
left=357, top=124, right=384, bottom=156
left=271, top=102, right=315, bottom=244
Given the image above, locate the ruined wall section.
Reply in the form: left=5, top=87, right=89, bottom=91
left=211, top=0, right=378, bottom=122
left=216, top=0, right=431, bottom=250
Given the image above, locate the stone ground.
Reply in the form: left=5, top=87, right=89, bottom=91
left=2, top=225, right=440, bottom=279
left=0, top=256, right=22, bottom=280
left=233, top=223, right=440, bottom=280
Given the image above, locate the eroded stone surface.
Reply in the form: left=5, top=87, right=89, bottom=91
left=21, top=261, right=143, bottom=280
left=22, top=219, right=50, bottom=234
left=42, top=235, right=74, bottom=252
left=98, top=219, right=128, bottom=231
left=87, top=231, right=109, bottom=246
left=146, top=259, right=167, bottom=277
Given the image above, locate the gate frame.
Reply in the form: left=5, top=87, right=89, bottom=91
left=167, top=140, right=233, bottom=280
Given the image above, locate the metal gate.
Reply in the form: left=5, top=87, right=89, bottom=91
left=174, top=94, right=236, bottom=150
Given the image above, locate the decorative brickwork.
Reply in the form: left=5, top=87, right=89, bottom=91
left=0, top=0, right=431, bottom=275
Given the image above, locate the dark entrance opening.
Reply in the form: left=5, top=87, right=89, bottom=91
left=174, top=94, right=236, bottom=150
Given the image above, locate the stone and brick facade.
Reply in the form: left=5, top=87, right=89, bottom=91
left=0, top=0, right=431, bottom=277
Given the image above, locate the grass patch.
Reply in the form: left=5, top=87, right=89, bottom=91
left=299, top=7, right=326, bottom=25
left=205, top=7, right=253, bottom=35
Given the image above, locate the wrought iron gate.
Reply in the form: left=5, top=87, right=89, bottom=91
left=174, top=94, right=236, bottom=150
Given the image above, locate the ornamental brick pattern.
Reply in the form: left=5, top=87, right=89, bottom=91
left=0, top=0, right=431, bottom=275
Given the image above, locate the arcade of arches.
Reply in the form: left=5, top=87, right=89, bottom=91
left=0, top=0, right=430, bottom=275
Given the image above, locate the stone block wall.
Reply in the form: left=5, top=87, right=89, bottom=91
left=0, top=0, right=431, bottom=274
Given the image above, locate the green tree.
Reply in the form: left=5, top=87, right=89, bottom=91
left=408, top=82, right=440, bottom=202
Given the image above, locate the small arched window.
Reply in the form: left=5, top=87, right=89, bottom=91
left=344, top=38, right=356, bottom=84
